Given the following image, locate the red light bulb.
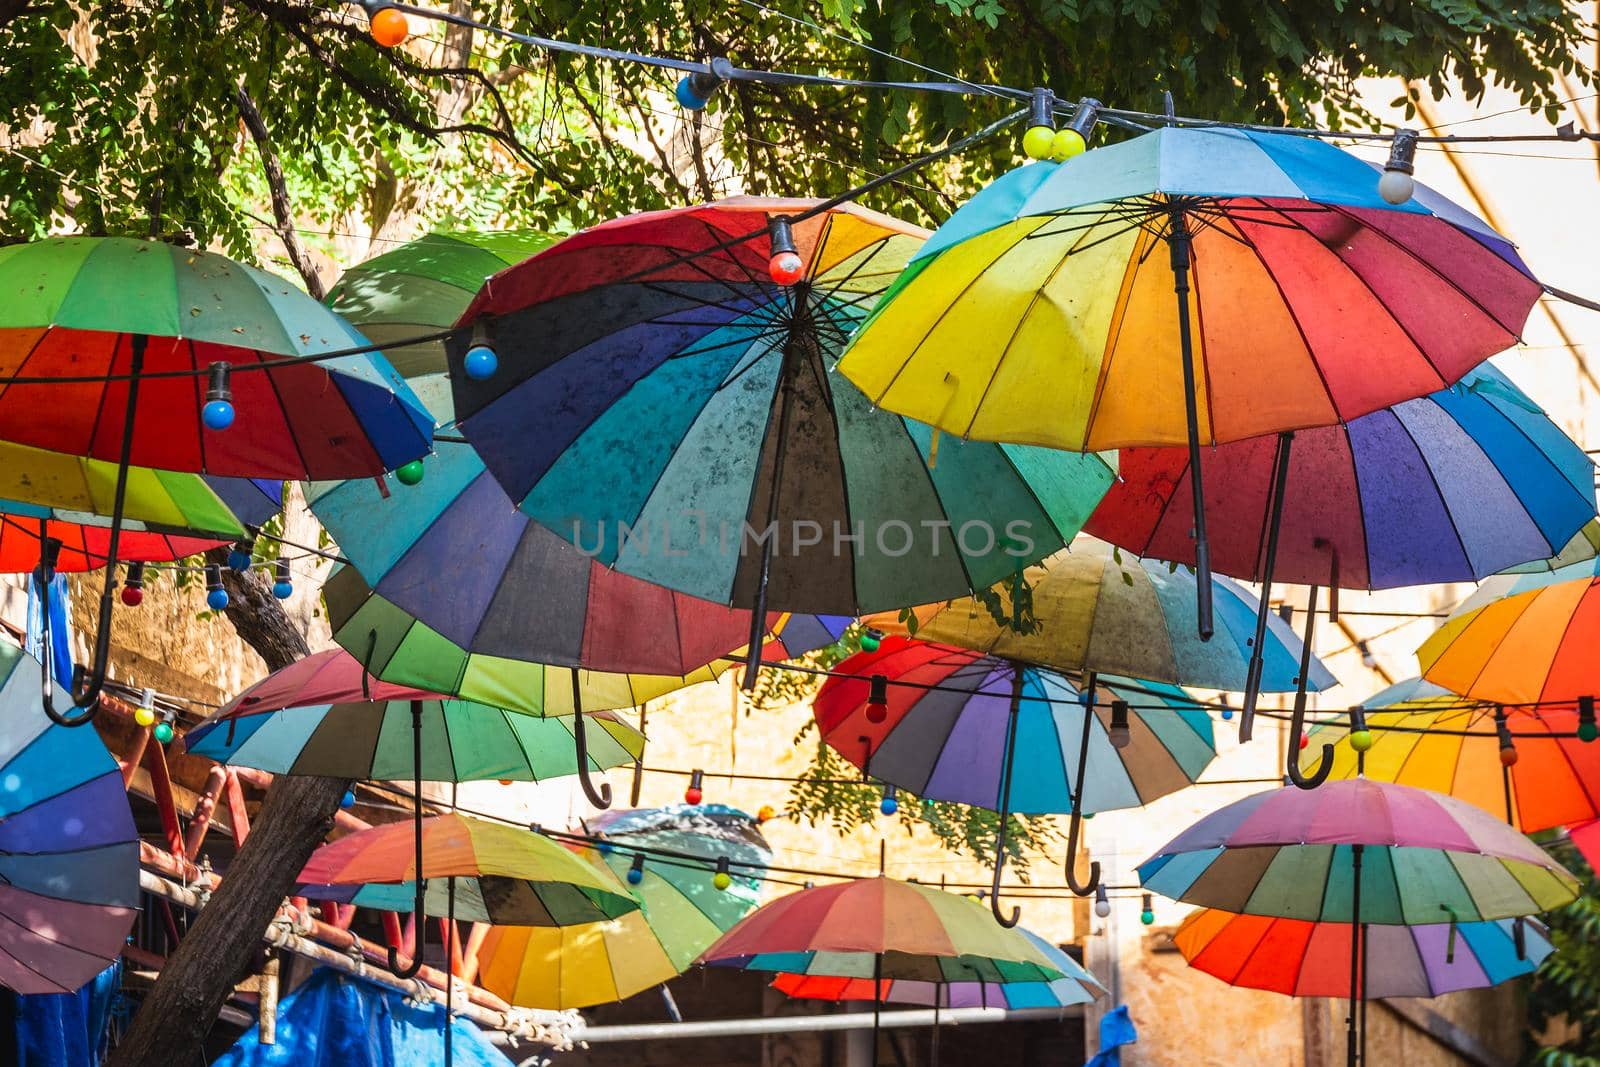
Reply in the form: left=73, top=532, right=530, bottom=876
left=865, top=701, right=888, bottom=724
left=685, top=786, right=703, bottom=805
left=768, top=251, right=804, bottom=286
left=120, top=585, right=144, bottom=607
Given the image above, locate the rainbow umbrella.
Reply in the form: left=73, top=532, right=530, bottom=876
left=840, top=126, right=1540, bottom=639
left=0, top=642, right=140, bottom=993
left=180, top=649, right=644, bottom=784
left=867, top=538, right=1335, bottom=694
left=1305, top=678, right=1600, bottom=833
left=1174, top=908, right=1550, bottom=999
left=0, top=503, right=230, bottom=573
left=813, top=635, right=1214, bottom=916
left=477, top=805, right=772, bottom=1008
left=1504, top=519, right=1600, bottom=574
left=1085, top=361, right=1594, bottom=737
left=1417, top=573, right=1600, bottom=705
left=772, top=924, right=1103, bottom=1008
left=328, top=230, right=559, bottom=378
left=0, top=237, right=434, bottom=718
left=1139, top=778, right=1577, bottom=1065
left=445, top=198, right=1115, bottom=687
left=699, top=876, right=1065, bottom=1063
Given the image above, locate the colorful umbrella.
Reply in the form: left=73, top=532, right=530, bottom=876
left=297, top=813, right=638, bottom=927
left=1305, top=678, right=1600, bottom=833
left=0, top=236, right=434, bottom=717
left=327, top=230, right=559, bottom=378
left=813, top=635, right=1214, bottom=915
left=1503, top=519, right=1600, bottom=574
left=0, top=504, right=230, bottom=573
left=867, top=538, right=1335, bottom=694
left=1174, top=908, right=1551, bottom=999
left=0, top=642, right=140, bottom=993
left=445, top=198, right=1116, bottom=686
left=839, top=125, right=1540, bottom=638
left=1084, top=361, right=1594, bottom=737
left=1140, top=778, right=1576, bottom=1066
left=1417, top=574, right=1600, bottom=705
left=180, top=660, right=644, bottom=785
left=477, top=805, right=772, bottom=1008
left=773, top=925, right=1104, bottom=1008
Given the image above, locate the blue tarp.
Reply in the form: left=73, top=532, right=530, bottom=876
left=213, top=967, right=507, bottom=1066
left=25, top=573, right=73, bottom=692
left=1085, top=1005, right=1136, bottom=1067
left=0, top=960, right=122, bottom=1067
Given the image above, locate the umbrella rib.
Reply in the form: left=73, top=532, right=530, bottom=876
left=1385, top=406, right=1484, bottom=580
left=259, top=361, right=315, bottom=480
left=635, top=278, right=765, bottom=320
left=1464, top=379, right=1599, bottom=550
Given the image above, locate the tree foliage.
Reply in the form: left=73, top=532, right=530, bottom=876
left=1527, top=841, right=1600, bottom=1066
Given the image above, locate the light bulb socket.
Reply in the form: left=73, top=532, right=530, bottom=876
left=685, top=768, right=704, bottom=805
left=628, top=853, right=646, bottom=883
left=1027, top=87, right=1056, bottom=131
left=1385, top=129, right=1419, bottom=176
left=274, top=557, right=291, bottom=583
left=1094, top=883, right=1111, bottom=918
left=205, top=361, right=233, bottom=405
left=1067, top=97, right=1102, bottom=140
left=880, top=783, right=898, bottom=815
left=713, top=855, right=732, bottom=890
left=868, top=674, right=889, bottom=705
left=37, top=536, right=63, bottom=582
left=1140, top=892, right=1155, bottom=925
left=205, top=563, right=224, bottom=595
left=124, top=561, right=145, bottom=590
left=1349, top=706, right=1368, bottom=733
left=1108, top=699, right=1131, bottom=749
left=768, top=217, right=798, bottom=259
left=1580, top=696, right=1596, bottom=739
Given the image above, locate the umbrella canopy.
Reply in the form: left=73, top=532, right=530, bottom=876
left=866, top=539, right=1335, bottom=693
left=1305, top=678, right=1600, bottom=833
left=446, top=197, right=1115, bottom=617
left=297, top=813, right=638, bottom=926
left=1503, top=519, right=1600, bottom=574
left=1174, top=908, right=1551, bottom=999
left=813, top=636, right=1215, bottom=814
left=477, top=805, right=772, bottom=1008
left=698, top=876, right=1065, bottom=983
left=773, top=926, right=1104, bottom=1009
left=1450, top=554, right=1600, bottom=618
left=838, top=126, right=1538, bottom=450
left=0, top=642, right=140, bottom=993
left=0, top=504, right=230, bottom=573
left=1086, top=363, right=1596, bottom=589
left=0, top=237, right=434, bottom=478
left=1138, top=778, right=1578, bottom=923
left=1417, top=574, right=1600, bottom=705
left=180, top=682, right=642, bottom=787
left=327, top=230, right=559, bottom=378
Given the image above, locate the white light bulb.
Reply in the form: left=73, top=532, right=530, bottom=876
left=1378, top=168, right=1415, bottom=205
left=1094, top=898, right=1112, bottom=918
left=1109, top=724, right=1131, bottom=750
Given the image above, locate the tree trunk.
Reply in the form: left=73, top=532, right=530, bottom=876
left=108, top=551, right=349, bottom=1065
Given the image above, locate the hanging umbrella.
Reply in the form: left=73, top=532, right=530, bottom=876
left=327, top=230, right=559, bottom=378
left=298, top=813, right=639, bottom=927
left=866, top=538, right=1335, bottom=694
left=477, top=804, right=772, bottom=1008
left=204, top=476, right=284, bottom=530
left=1417, top=573, right=1600, bottom=705
left=813, top=635, right=1214, bottom=916
left=1304, top=678, right=1600, bottom=833
left=699, top=875, right=1066, bottom=1064
left=1503, top=519, right=1600, bottom=574
left=0, top=237, right=434, bottom=719
left=772, top=925, right=1104, bottom=1009
left=179, top=653, right=644, bottom=784
left=0, top=642, right=140, bottom=994
left=1449, top=554, right=1600, bottom=618
left=0, top=504, right=231, bottom=573
left=444, top=197, right=1116, bottom=686
left=1085, top=361, right=1595, bottom=738
left=1174, top=908, right=1551, bottom=999
left=839, top=124, right=1541, bottom=641
left=1139, top=778, right=1577, bottom=1066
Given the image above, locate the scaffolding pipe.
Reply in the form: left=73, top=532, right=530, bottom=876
left=535, top=1004, right=1083, bottom=1045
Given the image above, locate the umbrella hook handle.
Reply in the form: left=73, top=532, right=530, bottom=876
left=1285, top=586, right=1333, bottom=790
left=1064, top=674, right=1102, bottom=897
left=570, top=668, right=612, bottom=809
left=42, top=334, right=149, bottom=725
left=34, top=542, right=96, bottom=728
left=988, top=663, right=1025, bottom=928
left=387, top=886, right=426, bottom=979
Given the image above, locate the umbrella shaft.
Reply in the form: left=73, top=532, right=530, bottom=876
left=1348, top=843, right=1364, bottom=1067
left=741, top=331, right=805, bottom=689
left=1168, top=215, right=1213, bottom=642
left=1240, top=432, right=1294, bottom=741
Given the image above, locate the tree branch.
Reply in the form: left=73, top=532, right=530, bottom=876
left=235, top=87, right=325, bottom=299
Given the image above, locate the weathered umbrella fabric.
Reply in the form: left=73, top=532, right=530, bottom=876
left=839, top=126, right=1538, bottom=451
left=1306, top=678, right=1600, bottom=833
left=180, top=648, right=643, bottom=784
left=698, top=876, right=1065, bottom=983
left=0, top=642, right=139, bottom=993
left=1139, top=779, right=1578, bottom=923
left=1086, top=363, right=1596, bottom=588
left=773, top=926, right=1104, bottom=1008
left=0, top=503, right=230, bottom=573
left=327, top=229, right=559, bottom=378
left=297, top=813, right=638, bottom=927
left=0, top=237, right=433, bottom=478
left=1418, top=574, right=1600, bottom=705
left=813, top=637, right=1214, bottom=814
left=478, top=805, right=771, bottom=1008
left=866, top=539, right=1335, bottom=693
left=446, top=197, right=1115, bottom=615
left=1174, top=908, right=1550, bottom=998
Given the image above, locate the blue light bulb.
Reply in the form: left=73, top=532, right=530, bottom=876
left=627, top=866, right=644, bottom=885
left=340, top=790, right=356, bottom=809
left=463, top=344, right=498, bottom=381
left=207, top=588, right=229, bottom=611
left=227, top=549, right=252, bottom=572
left=202, top=399, right=235, bottom=431
left=880, top=795, right=898, bottom=816
left=273, top=580, right=293, bottom=600
left=675, top=76, right=709, bottom=110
